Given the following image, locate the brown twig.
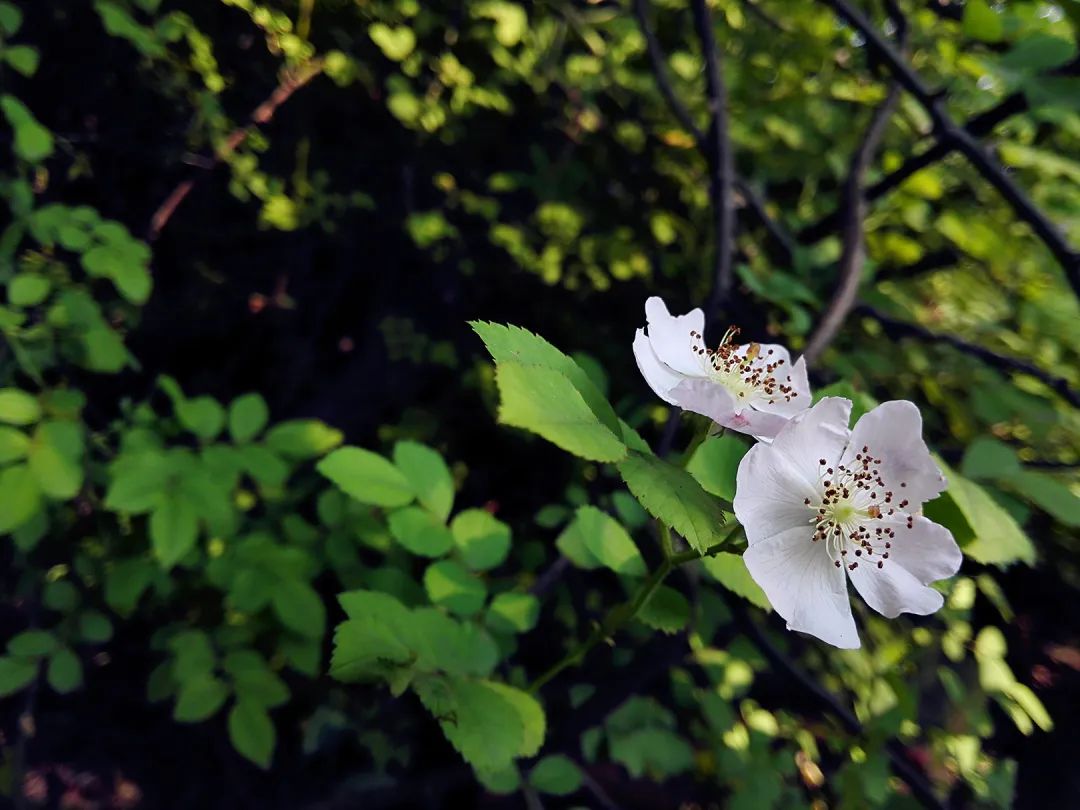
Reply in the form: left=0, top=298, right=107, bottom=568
left=692, top=0, right=737, bottom=324
left=798, top=92, right=1028, bottom=245
left=857, top=305, right=1080, bottom=408
left=819, top=0, right=1080, bottom=298
left=146, top=59, right=324, bottom=243
left=802, top=6, right=906, bottom=366
left=632, top=0, right=797, bottom=270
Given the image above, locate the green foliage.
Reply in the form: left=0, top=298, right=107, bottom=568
left=2, top=0, right=1075, bottom=804
left=618, top=451, right=730, bottom=553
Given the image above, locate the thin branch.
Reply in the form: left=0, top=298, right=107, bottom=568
left=858, top=305, right=1080, bottom=408
left=734, top=178, right=798, bottom=267
left=874, top=247, right=960, bottom=283
left=802, top=6, right=906, bottom=365
left=633, top=0, right=797, bottom=270
left=798, top=92, right=1028, bottom=244
left=692, top=0, right=737, bottom=323
left=146, top=59, right=324, bottom=243
left=633, top=0, right=703, bottom=142
left=819, top=0, right=1080, bottom=298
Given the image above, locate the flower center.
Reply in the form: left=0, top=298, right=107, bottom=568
left=804, top=448, right=912, bottom=572
left=687, top=327, right=798, bottom=406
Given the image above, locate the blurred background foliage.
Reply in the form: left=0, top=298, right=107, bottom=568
left=1, top=0, right=1079, bottom=807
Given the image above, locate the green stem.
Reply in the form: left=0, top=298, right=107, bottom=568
left=527, top=534, right=735, bottom=694
left=659, top=523, right=674, bottom=561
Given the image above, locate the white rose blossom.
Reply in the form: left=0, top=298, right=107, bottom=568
left=734, top=397, right=962, bottom=649
left=633, top=297, right=811, bottom=441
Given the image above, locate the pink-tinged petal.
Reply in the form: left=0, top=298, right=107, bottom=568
left=734, top=440, right=822, bottom=546
left=743, top=529, right=860, bottom=649
left=633, top=328, right=684, bottom=404
left=846, top=553, right=944, bottom=618
left=670, top=378, right=788, bottom=440
left=670, top=377, right=739, bottom=423
left=644, top=296, right=705, bottom=376
left=841, top=400, right=946, bottom=509
left=721, top=406, right=791, bottom=442
left=751, top=352, right=811, bottom=418
left=878, top=514, right=962, bottom=585
left=767, top=397, right=853, bottom=493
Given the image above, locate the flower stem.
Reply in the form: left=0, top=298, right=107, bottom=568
left=527, top=537, right=733, bottom=694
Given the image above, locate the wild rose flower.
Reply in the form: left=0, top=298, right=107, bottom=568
left=734, top=397, right=962, bottom=649
left=633, top=296, right=811, bottom=441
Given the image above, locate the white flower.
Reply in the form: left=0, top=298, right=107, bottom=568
left=733, top=397, right=962, bottom=649
left=633, top=297, right=811, bottom=441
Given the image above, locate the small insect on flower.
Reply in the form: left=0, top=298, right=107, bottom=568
left=632, top=297, right=811, bottom=441
left=733, top=397, right=962, bottom=649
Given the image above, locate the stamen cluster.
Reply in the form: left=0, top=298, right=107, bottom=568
left=688, top=327, right=798, bottom=405
left=801, top=446, right=911, bottom=573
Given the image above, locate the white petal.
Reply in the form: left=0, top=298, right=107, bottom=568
left=846, top=553, right=944, bottom=618
left=644, top=296, right=705, bottom=376
left=744, top=528, right=860, bottom=649
left=751, top=351, right=812, bottom=418
left=633, top=328, right=685, bottom=404
left=669, top=377, right=738, bottom=423
left=768, top=396, right=853, bottom=493
left=724, top=406, right=792, bottom=442
left=878, top=514, right=962, bottom=585
left=841, top=400, right=946, bottom=509
left=734, top=440, right=823, bottom=546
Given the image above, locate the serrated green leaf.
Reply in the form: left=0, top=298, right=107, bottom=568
left=450, top=508, right=511, bottom=571
left=0, top=426, right=30, bottom=463
left=46, top=648, right=82, bottom=694
left=566, top=505, right=645, bottom=576
left=961, top=437, right=1020, bottom=481
left=424, top=559, right=487, bottom=616
left=617, top=451, right=728, bottom=553
left=4, top=45, right=40, bottom=76
left=264, top=419, right=342, bottom=459
left=494, top=362, right=626, bottom=462
left=317, top=446, right=415, bottom=507
left=7, top=630, right=58, bottom=658
left=105, top=557, right=155, bottom=615
left=28, top=420, right=84, bottom=499
left=486, top=592, right=539, bottom=635
left=0, top=463, right=43, bottom=533
left=150, top=493, right=199, bottom=569
left=1, top=95, right=54, bottom=162
left=637, top=585, right=690, bottom=633
left=174, top=675, right=229, bottom=722
left=529, top=754, right=583, bottom=796
left=471, top=321, right=621, bottom=436
left=271, top=578, right=326, bottom=639
left=415, top=676, right=544, bottom=772
left=8, top=274, right=51, bottom=306
left=228, top=393, right=269, bottom=443
left=0, top=2, right=23, bottom=36
left=393, top=440, right=454, bottom=521
left=78, top=610, right=113, bottom=643
left=1007, top=470, right=1080, bottom=527
left=686, top=434, right=748, bottom=501
left=0, top=388, right=41, bottom=425
left=0, top=655, right=37, bottom=696
left=228, top=699, right=275, bottom=768
left=388, top=506, right=455, bottom=557
left=702, top=552, right=771, bottom=610
left=962, top=0, right=1003, bottom=42
left=176, top=396, right=226, bottom=441
left=933, top=465, right=1035, bottom=567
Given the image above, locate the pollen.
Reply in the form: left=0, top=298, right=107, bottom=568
left=688, top=327, right=796, bottom=404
